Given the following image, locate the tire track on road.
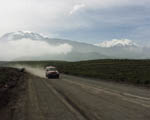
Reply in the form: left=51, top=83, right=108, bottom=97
left=62, top=78, right=150, bottom=108
left=27, top=77, right=45, bottom=120
left=42, top=79, right=95, bottom=120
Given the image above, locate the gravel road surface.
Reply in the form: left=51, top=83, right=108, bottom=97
left=23, top=67, right=150, bottom=120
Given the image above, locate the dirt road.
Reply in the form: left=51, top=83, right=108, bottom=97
left=23, top=67, right=150, bottom=120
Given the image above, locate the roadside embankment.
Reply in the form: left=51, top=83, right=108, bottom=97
left=0, top=67, right=27, bottom=120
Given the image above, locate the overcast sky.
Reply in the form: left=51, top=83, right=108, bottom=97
left=0, top=0, right=150, bottom=44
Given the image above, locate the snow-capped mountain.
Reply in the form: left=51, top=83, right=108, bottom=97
left=95, top=39, right=138, bottom=48
left=94, top=39, right=150, bottom=59
left=0, top=30, right=105, bottom=54
left=0, top=31, right=108, bottom=61
left=0, top=31, right=149, bottom=61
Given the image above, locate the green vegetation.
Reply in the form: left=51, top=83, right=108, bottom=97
left=9, top=59, right=150, bottom=86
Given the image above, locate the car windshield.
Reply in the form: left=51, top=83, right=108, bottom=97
left=47, top=68, right=57, bottom=71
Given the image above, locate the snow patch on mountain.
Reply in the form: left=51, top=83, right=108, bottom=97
left=95, top=39, right=138, bottom=48
left=0, top=31, right=48, bottom=41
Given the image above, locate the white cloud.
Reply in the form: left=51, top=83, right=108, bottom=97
left=0, top=0, right=149, bottom=36
left=70, top=4, right=85, bottom=15
left=0, top=39, right=72, bottom=60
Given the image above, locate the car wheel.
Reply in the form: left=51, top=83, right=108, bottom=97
left=57, top=75, right=59, bottom=79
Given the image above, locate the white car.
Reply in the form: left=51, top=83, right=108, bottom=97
left=45, top=66, right=60, bottom=79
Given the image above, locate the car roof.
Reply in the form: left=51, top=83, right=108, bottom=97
left=46, top=66, right=56, bottom=69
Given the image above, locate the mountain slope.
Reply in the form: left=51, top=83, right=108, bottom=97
left=0, top=31, right=108, bottom=61
left=0, top=31, right=149, bottom=61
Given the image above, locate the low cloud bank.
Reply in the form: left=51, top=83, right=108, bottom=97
left=0, top=39, right=72, bottom=61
